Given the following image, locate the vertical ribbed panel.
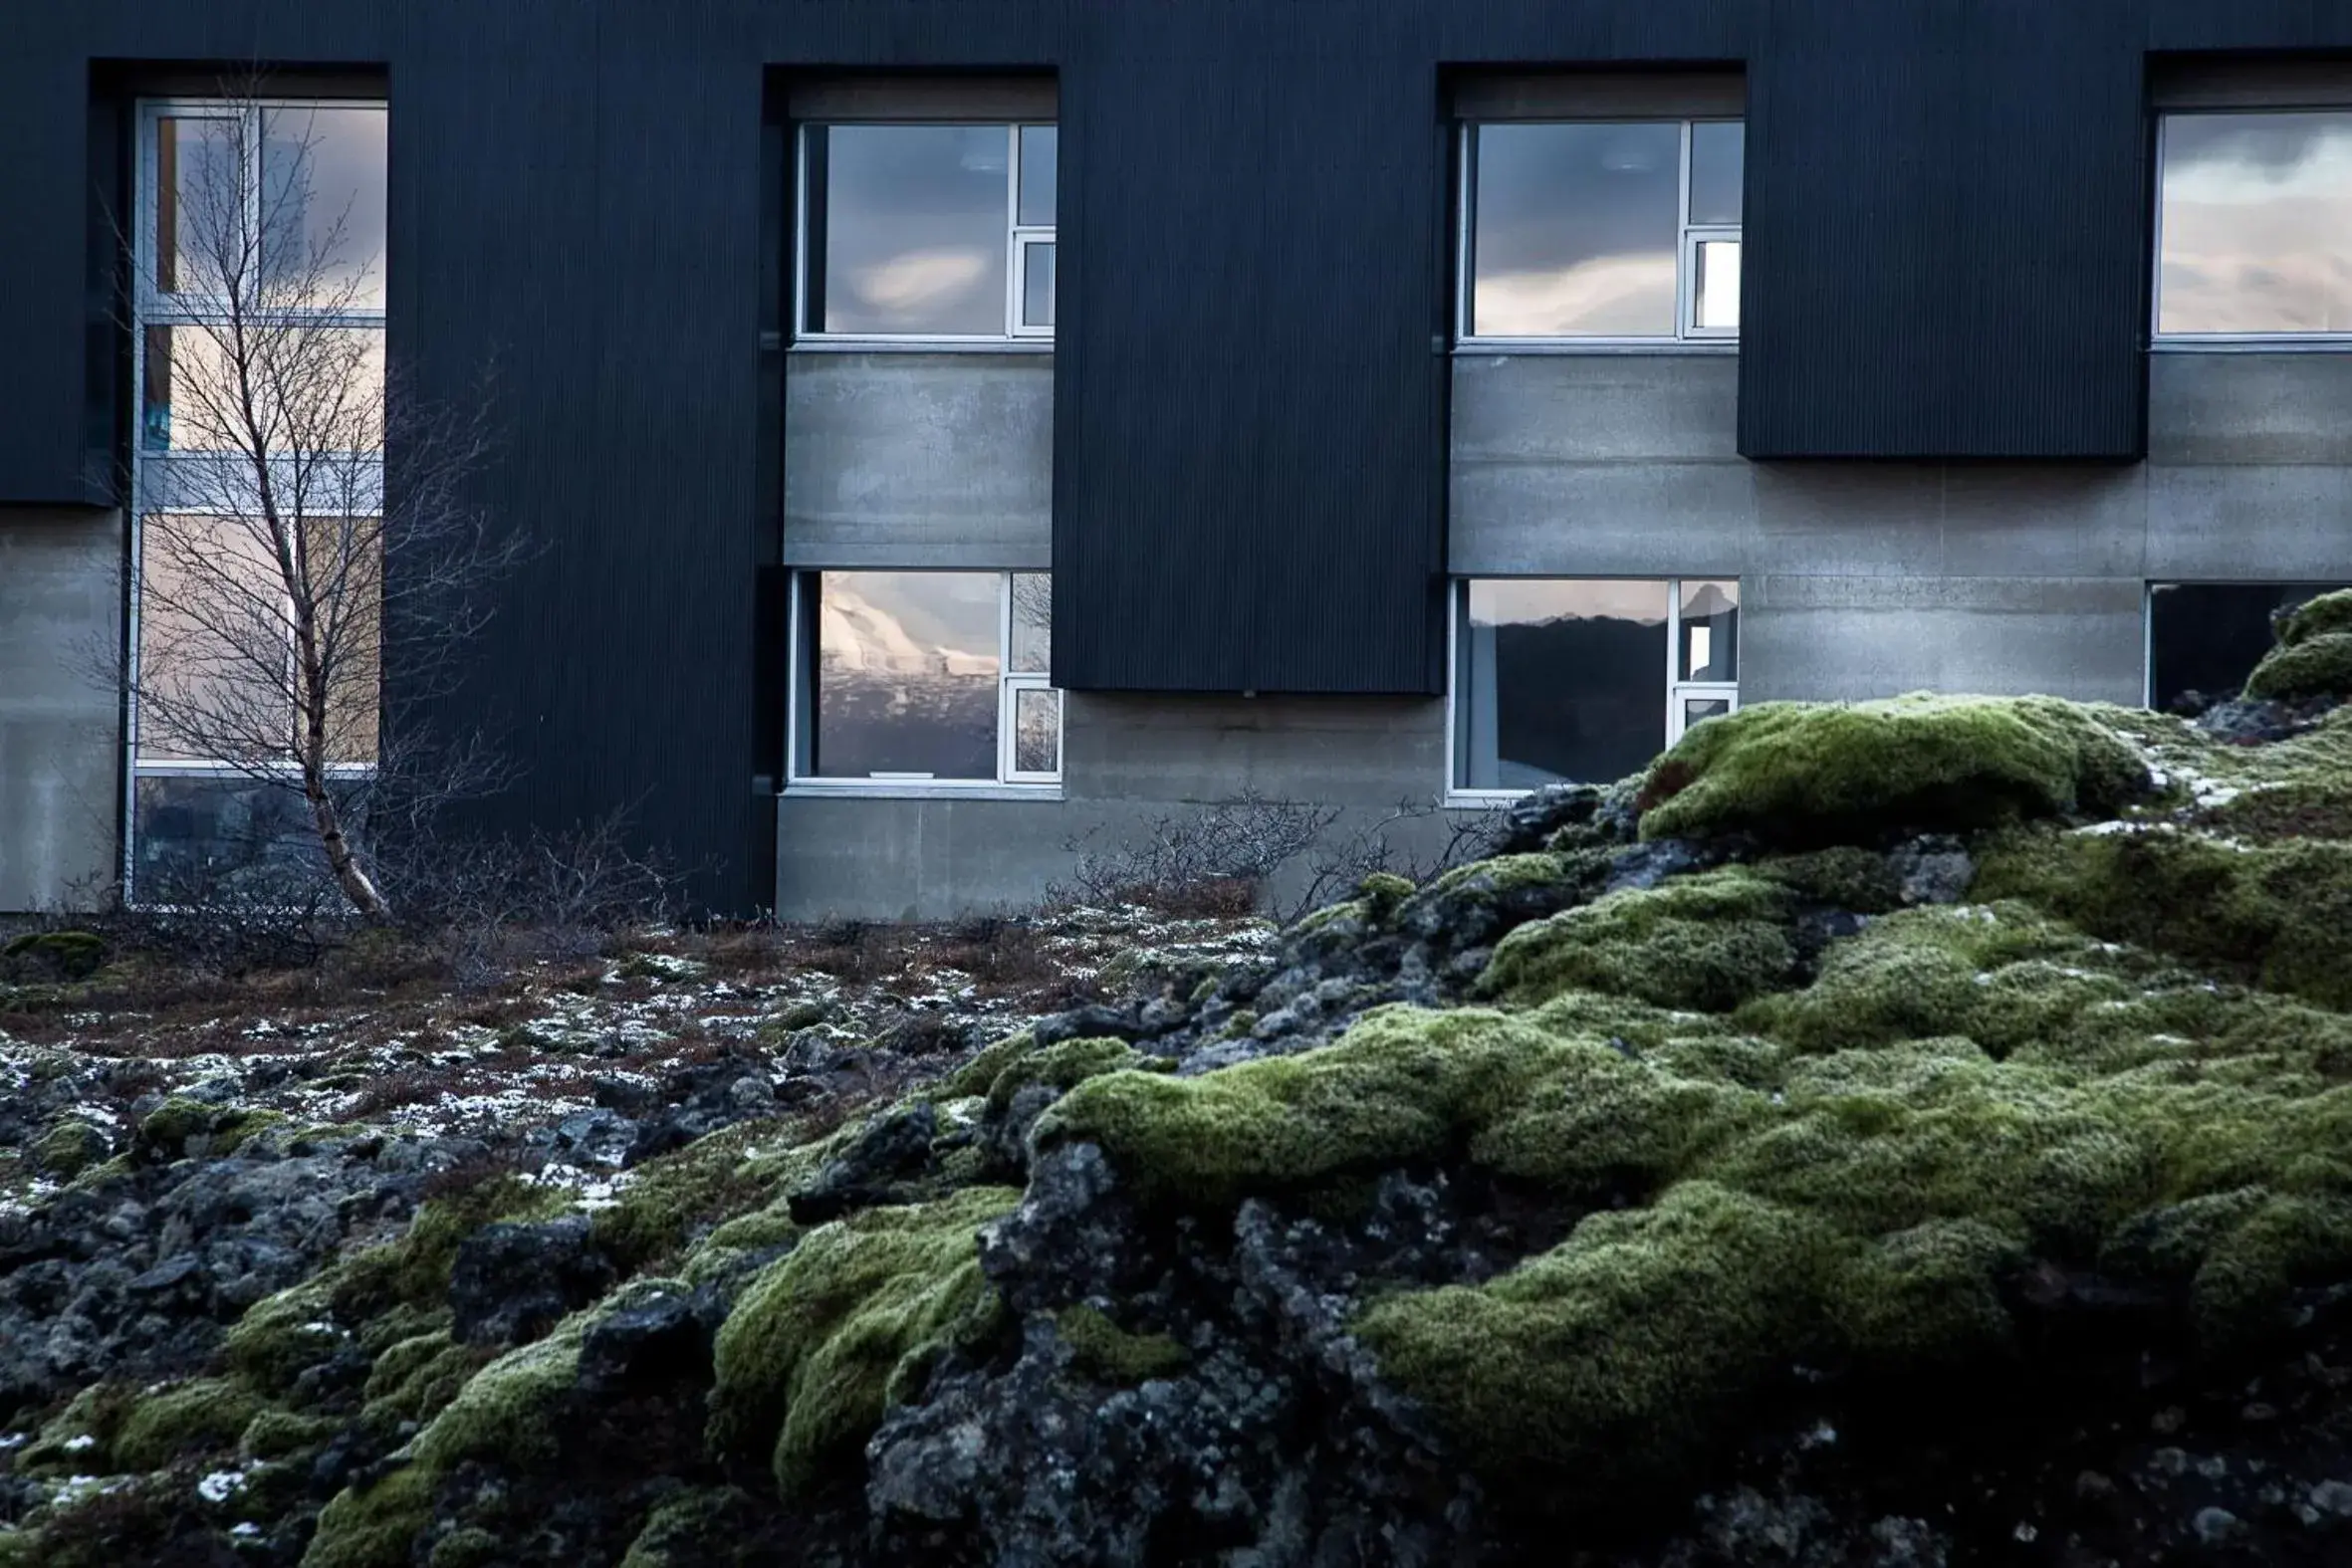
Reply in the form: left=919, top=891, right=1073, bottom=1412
left=1054, top=2, right=1447, bottom=693
left=1739, top=0, right=2148, bottom=458
left=0, top=48, right=98, bottom=504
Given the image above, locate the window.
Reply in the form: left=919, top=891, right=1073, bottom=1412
left=2148, top=582, right=2351, bottom=712
left=2156, top=112, right=2352, bottom=340
left=790, top=570, right=1060, bottom=789
left=797, top=122, right=1056, bottom=341
left=1451, top=577, right=1739, bottom=796
left=1460, top=118, right=1742, bottom=343
left=129, top=99, right=387, bottom=898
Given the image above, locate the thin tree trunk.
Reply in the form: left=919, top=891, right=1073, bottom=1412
left=306, top=767, right=390, bottom=920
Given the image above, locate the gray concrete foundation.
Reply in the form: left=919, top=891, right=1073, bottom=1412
left=0, top=510, right=120, bottom=912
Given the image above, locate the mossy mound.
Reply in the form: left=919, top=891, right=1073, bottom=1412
left=1052, top=966, right=2352, bottom=1502
left=2274, top=586, right=2352, bottom=649
left=1476, top=870, right=1799, bottom=1011
left=1635, top=695, right=2147, bottom=846
left=1977, top=825, right=2352, bottom=1009
left=707, top=1186, right=1021, bottom=1494
left=2244, top=630, right=2352, bottom=702
left=0, top=930, right=105, bottom=980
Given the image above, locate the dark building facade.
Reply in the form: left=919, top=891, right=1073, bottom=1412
left=4, top=1, right=2352, bottom=917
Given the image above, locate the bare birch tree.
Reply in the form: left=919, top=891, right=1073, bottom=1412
left=122, top=82, right=518, bottom=919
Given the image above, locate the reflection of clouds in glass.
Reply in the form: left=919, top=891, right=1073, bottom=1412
left=1473, top=122, right=1682, bottom=337
left=2162, top=113, right=2352, bottom=334
left=1474, top=253, right=1678, bottom=337
left=821, top=574, right=999, bottom=678
left=846, top=248, right=992, bottom=320
left=820, top=125, right=1010, bottom=336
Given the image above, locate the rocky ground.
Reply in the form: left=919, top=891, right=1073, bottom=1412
left=7, top=594, right=2352, bottom=1567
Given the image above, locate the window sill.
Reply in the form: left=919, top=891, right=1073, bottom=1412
left=1453, top=339, right=1738, bottom=356
left=1443, top=790, right=1529, bottom=808
left=788, top=337, right=1053, bottom=355
left=2151, top=337, right=2352, bottom=353
left=782, top=781, right=1063, bottom=802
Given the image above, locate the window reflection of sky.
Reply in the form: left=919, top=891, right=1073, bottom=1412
left=2161, top=112, right=2352, bottom=335
left=821, top=125, right=1010, bottom=336
left=1474, top=122, right=1682, bottom=336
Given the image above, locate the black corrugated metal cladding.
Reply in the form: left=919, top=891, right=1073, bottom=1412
left=5, top=2, right=2352, bottom=907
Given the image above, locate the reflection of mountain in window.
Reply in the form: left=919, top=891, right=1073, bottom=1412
left=811, top=572, right=1001, bottom=780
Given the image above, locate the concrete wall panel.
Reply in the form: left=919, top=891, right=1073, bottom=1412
left=784, top=352, right=1054, bottom=569
left=1743, top=574, right=2146, bottom=705
left=0, top=510, right=120, bottom=911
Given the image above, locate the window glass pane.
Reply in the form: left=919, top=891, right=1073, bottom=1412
left=1022, top=240, right=1057, bottom=330
left=1679, top=579, right=1740, bottom=681
left=137, top=513, right=295, bottom=763
left=1456, top=579, right=1669, bottom=790
left=142, top=325, right=385, bottom=454
left=1010, top=572, right=1052, bottom=672
left=811, top=571, right=1002, bottom=779
left=1014, top=687, right=1062, bottom=776
left=1683, top=696, right=1733, bottom=730
left=2147, top=582, right=2352, bottom=713
left=155, top=114, right=239, bottom=297
left=133, top=773, right=361, bottom=902
left=1693, top=238, right=1741, bottom=331
left=1688, top=121, right=1745, bottom=225
left=2160, top=112, right=2352, bottom=335
left=814, top=124, right=1012, bottom=336
left=261, top=107, right=388, bottom=313
left=302, top=515, right=383, bottom=765
left=1471, top=122, right=1681, bottom=337
left=1019, top=125, right=1058, bottom=226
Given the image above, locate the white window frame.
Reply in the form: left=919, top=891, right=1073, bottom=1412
left=785, top=569, right=1062, bottom=798
left=125, top=98, right=389, bottom=902
left=1444, top=576, right=1741, bottom=804
left=2152, top=109, right=2352, bottom=350
left=794, top=121, right=1057, bottom=348
left=1456, top=117, right=1743, bottom=351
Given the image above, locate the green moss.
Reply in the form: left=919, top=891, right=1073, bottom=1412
left=113, top=1378, right=259, bottom=1470
left=1355, top=1182, right=1840, bottom=1500
left=1055, top=1303, right=1191, bottom=1384
left=303, top=1462, right=434, bottom=1568
left=2245, top=631, right=2352, bottom=702
left=938, top=1031, right=1038, bottom=1099
left=707, top=1186, right=1021, bottom=1495
left=30, top=1118, right=109, bottom=1179
left=1478, top=870, right=1799, bottom=1011
left=1753, top=846, right=1906, bottom=914
left=985, top=1037, right=1161, bottom=1114
left=1977, top=826, right=2352, bottom=1009
left=426, top=1528, right=503, bottom=1568
left=2275, top=587, right=2352, bottom=649
left=18, top=1385, right=133, bottom=1474
left=225, top=1284, right=351, bottom=1397
left=1357, top=871, right=1416, bottom=919
left=1636, top=695, right=2147, bottom=846
left=240, top=1408, right=343, bottom=1462
left=131, top=1098, right=284, bottom=1163
left=1429, top=850, right=1611, bottom=902
left=591, top=1117, right=814, bottom=1274
left=0, top=930, right=105, bottom=979
left=332, top=1175, right=570, bottom=1321
left=618, top=1487, right=763, bottom=1568
left=362, top=1332, right=487, bottom=1427
left=1736, top=902, right=2124, bottom=1055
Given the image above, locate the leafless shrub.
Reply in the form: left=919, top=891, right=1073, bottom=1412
left=1056, top=792, right=1341, bottom=917
left=375, top=812, right=689, bottom=988
left=1056, top=791, right=1513, bottom=924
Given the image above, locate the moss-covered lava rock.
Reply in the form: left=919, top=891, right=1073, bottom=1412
left=1635, top=694, right=2148, bottom=846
